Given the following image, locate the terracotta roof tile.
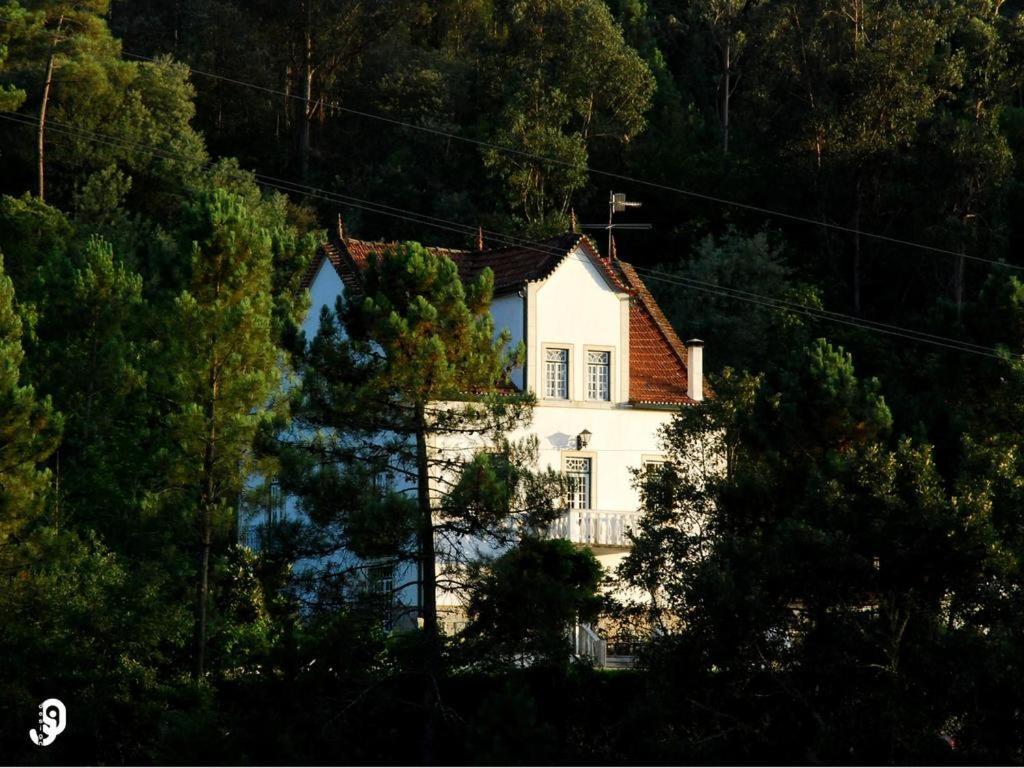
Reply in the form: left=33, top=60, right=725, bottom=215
left=614, top=261, right=695, bottom=406
left=472, top=233, right=631, bottom=293
left=303, top=231, right=702, bottom=406
left=302, top=233, right=629, bottom=295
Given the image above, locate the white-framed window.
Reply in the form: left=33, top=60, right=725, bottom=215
left=371, top=469, right=393, bottom=496
left=565, top=456, right=592, bottom=509
left=267, top=481, right=286, bottom=525
left=641, top=455, right=668, bottom=479
left=545, top=347, right=569, bottom=399
left=367, top=563, right=395, bottom=631
left=586, top=350, right=611, bottom=401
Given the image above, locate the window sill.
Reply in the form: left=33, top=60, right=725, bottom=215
left=535, top=399, right=626, bottom=410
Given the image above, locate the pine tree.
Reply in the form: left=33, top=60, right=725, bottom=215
left=481, top=0, right=655, bottom=231
left=621, top=339, right=1005, bottom=760
left=0, top=253, right=60, bottom=547
left=0, top=3, right=28, bottom=112
left=163, top=188, right=281, bottom=679
left=0, top=0, right=207, bottom=207
left=290, top=241, right=562, bottom=760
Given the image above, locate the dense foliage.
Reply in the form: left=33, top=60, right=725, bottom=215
left=1, top=0, right=1023, bottom=764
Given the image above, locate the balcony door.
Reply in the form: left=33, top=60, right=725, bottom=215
left=565, top=456, right=592, bottom=510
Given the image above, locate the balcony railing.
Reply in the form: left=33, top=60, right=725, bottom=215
left=551, top=509, right=643, bottom=547
left=573, top=623, right=607, bottom=666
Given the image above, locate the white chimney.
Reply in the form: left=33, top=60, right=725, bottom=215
left=686, top=339, right=704, bottom=402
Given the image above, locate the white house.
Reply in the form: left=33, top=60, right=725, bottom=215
left=257, top=222, right=705, bottom=657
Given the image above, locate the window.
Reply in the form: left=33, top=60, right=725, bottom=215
left=368, top=563, right=395, bottom=630
left=371, top=469, right=393, bottom=496
left=545, top=347, right=569, bottom=399
left=565, top=456, right=592, bottom=509
left=586, top=350, right=611, bottom=401
left=267, top=481, right=285, bottom=525
left=642, top=457, right=668, bottom=482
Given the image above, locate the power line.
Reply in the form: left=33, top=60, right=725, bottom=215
left=118, top=48, right=1021, bottom=271
left=0, top=110, right=1005, bottom=360
left=0, top=110, right=1011, bottom=361
left=231, top=176, right=1015, bottom=360
left=631, top=269, right=1008, bottom=360
left=205, top=166, right=1013, bottom=360
left=633, top=266, right=1000, bottom=354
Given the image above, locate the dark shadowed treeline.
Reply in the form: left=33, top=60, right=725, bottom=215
left=1, top=1, right=1024, bottom=764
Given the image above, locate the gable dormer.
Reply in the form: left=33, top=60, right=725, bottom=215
left=526, top=238, right=632, bottom=404
left=301, top=230, right=699, bottom=407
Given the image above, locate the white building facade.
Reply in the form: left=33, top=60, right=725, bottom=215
left=265, top=227, right=704, bottom=651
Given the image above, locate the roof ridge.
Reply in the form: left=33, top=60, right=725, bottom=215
left=308, top=230, right=631, bottom=297
left=474, top=231, right=581, bottom=256
left=346, top=236, right=470, bottom=255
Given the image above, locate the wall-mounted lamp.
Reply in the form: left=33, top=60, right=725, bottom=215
left=576, top=429, right=592, bottom=450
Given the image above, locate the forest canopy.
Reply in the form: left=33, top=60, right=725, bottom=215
left=1, top=0, right=1024, bottom=764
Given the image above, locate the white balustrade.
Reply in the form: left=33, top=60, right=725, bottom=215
left=551, top=509, right=642, bottom=547
left=574, top=623, right=607, bottom=667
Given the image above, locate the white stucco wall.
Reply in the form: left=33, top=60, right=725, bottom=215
left=532, top=249, right=629, bottom=403
left=302, top=258, right=346, bottom=341
left=256, top=251, right=684, bottom=621
left=436, top=250, right=675, bottom=606
left=490, top=293, right=524, bottom=389
left=522, top=405, right=671, bottom=514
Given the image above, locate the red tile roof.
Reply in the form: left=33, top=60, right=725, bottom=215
left=301, top=238, right=470, bottom=292
left=304, top=232, right=698, bottom=406
left=303, top=233, right=629, bottom=294
left=471, top=234, right=632, bottom=293
left=615, top=260, right=695, bottom=406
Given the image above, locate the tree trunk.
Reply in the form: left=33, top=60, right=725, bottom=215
left=54, top=449, right=60, bottom=534
left=953, top=249, right=965, bottom=316
left=300, top=5, right=314, bottom=180
left=853, top=179, right=863, bottom=314
left=721, top=39, right=731, bottom=155
left=195, top=505, right=211, bottom=678
left=415, top=405, right=439, bottom=765
left=195, top=366, right=218, bottom=680
left=37, top=14, right=64, bottom=202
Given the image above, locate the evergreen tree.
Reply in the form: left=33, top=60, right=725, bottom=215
left=288, top=241, right=562, bottom=759
left=480, top=0, right=655, bottom=231
left=0, top=2, right=28, bottom=111
left=0, top=0, right=207, bottom=209
left=163, top=187, right=281, bottom=679
left=621, top=339, right=1006, bottom=761
left=462, top=536, right=603, bottom=668
left=651, top=228, right=821, bottom=373
left=0, top=253, right=60, bottom=545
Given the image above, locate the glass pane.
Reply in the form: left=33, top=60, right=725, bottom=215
left=545, top=347, right=569, bottom=398
left=586, top=350, right=610, bottom=401
left=268, top=481, right=284, bottom=524
left=565, top=457, right=592, bottom=509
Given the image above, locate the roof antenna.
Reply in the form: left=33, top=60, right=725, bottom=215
left=582, top=191, right=651, bottom=260
left=477, top=225, right=485, bottom=252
